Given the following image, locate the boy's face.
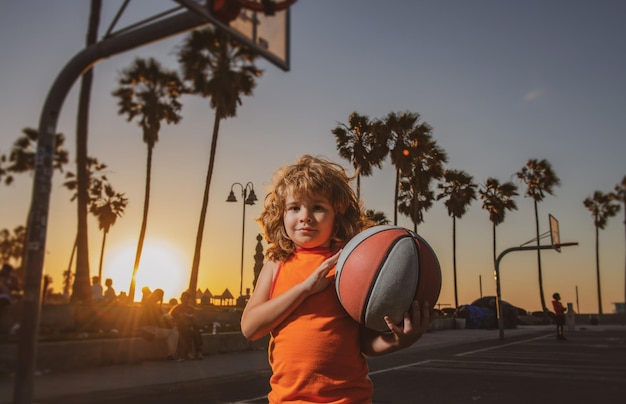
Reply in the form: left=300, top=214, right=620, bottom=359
left=283, top=191, right=335, bottom=249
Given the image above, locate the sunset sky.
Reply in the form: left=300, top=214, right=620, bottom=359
left=1, top=0, right=624, bottom=313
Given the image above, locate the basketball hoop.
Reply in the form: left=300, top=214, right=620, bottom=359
left=236, top=0, right=297, bottom=14
left=549, top=214, right=561, bottom=252
left=211, top=0, right=296, bottom=22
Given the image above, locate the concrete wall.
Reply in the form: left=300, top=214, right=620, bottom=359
left=2, top=303, right=243, bottom=336
left=0, top=332, right=269, bottom=373
left=0, top=318, right=454, bottom=374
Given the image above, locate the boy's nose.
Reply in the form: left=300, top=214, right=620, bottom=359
left=299, top=209, right=312, bottom=222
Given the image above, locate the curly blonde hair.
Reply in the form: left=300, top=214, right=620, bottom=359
left=258, top=155, right=372, bottom=262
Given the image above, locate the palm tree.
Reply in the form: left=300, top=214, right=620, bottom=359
left=515, top=158, right=560, bottom=313
left=583, top=190, right=620, bottom=314
left=91, top=184, right=128, bottom=280
left=64, top=158, right=127, bottom=281
left=63, top=157, right=110, bottom=203
left=364, top=209, right=390, bottom=226
left=0, top=226, right=25, bottom=267
left=1, top=128, right=68, bottom=284
left=614, top=176, right=626, bottom=311
left=72, top=0, right=102, bottom=304
left=63, top=157, right=110, bottom=285
left=437, top=169, right=477, bottom=308
left=112, top=57, right=184, bottom=301
left=0, top=155, right=8, bottom=185
left=380, top=111, right=425, bottom=225
left=332, top=112, right=387, bottom=200
left=177, top=27, right=261, bottom=295
left=2, top=128, right=68, bottom=182
left=479, top=177, right=519, bottom=266
left=397, top=125, right=448, bottom=232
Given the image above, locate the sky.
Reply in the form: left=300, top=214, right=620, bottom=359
left=1, top=0, right=624, bottom=313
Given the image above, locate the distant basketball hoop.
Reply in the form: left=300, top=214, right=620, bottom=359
left=549, top=214, right=561, bottom=252
left=494, top=213, right=577, bottom=340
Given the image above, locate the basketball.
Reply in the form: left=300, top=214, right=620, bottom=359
left=335, top=225, right=442, bottom=332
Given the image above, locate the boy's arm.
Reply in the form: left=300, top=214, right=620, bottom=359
left=360, top=300, right=431, bottom=357
left=240, top=252, right=340, bottom=341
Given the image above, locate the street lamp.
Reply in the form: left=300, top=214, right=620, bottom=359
left=227, top=182, right=258, bottom=297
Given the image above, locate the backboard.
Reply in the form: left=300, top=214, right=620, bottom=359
left=549, top=214, right=561, bottom=252
left=174, top=0, right=292, bottom=71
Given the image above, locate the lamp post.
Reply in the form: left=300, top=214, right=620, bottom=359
left=227, top=182, right=258, bottom=297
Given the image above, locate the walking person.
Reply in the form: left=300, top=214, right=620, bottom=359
left=552, top=292, right=567, bottom=340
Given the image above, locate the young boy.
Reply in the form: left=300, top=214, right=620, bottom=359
left=552, top=292, right=567, bottom=340
left=241, top=155, right=431, bottom=402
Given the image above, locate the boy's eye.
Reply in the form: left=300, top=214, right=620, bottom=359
left=313, top=205, right=326, bottom=212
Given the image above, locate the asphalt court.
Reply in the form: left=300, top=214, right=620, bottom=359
left=4, top=326, right=623, bottom=403
left=369, top=327, right=626, bottom=404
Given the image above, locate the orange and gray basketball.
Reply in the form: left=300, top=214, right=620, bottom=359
left=335, top=225, right=442, bottom=332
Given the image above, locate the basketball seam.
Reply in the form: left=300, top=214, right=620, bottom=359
left=361, top=233, right=410, bottom=326
left=410, top=232, right=421, bottom=301
left=336, top=226, right=389, bottom=307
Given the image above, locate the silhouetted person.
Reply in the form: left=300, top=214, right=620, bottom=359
left=169, top=290, right=203, bottom=360
left=103, top=278, right=117, bottom=304
left=141, top=286, right=152, bottom=303
left=552, top=292, right=567, bottom=340
left=117, top=291, right=128, bottom=304
left=139, top=288, right=180, bottom=361
left=91, top=276, right=103, bottom=303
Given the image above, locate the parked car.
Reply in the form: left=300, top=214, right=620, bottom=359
left=469, top=296, right=520, bottom=329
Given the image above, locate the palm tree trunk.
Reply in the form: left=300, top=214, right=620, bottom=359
left=534, top=200, right=547, bottom=313
left=62, top=235, right=78, bottom=297
left=71, top=0, right=101, bottom=304
left=492, top=223, right=501, bottom=322
left=452, top=216, right=458, bottom=309
left=595, top=218, right=603, bottom=314
left=189, top=115, right=222, bottom=295
left=492, top=224, right=497, bottom=268
left=98, top=230, right=108, bottom=280
left=66, top=234, right=78, bottom=277
left=129, top=145, right=153, bottom=301
left=393, top=168, right=400, bottom=225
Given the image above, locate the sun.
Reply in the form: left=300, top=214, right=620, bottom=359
left=103, top=239, right=189, bottom=303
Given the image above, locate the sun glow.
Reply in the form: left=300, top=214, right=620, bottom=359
left=103, top=240, right=189, bottom=303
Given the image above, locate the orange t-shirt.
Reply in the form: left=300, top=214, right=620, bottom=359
left=552, top=300, right=566, bottom=317
left=268, top=248, right=372, bottom=403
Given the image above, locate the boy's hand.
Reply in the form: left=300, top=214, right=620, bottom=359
left=384, top=300, right=430, bottom=348
left=302, top=250, right=341, bottom=295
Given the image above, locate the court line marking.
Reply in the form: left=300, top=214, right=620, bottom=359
left=455, top=334, right=551, bottom=356
left=369, top=333, right=552, bottom=376
left=230, top=333, right=554, bottom=401
left=230, top=398, right=265, bottom=404
left=368, top=359, right=434, bottom=375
